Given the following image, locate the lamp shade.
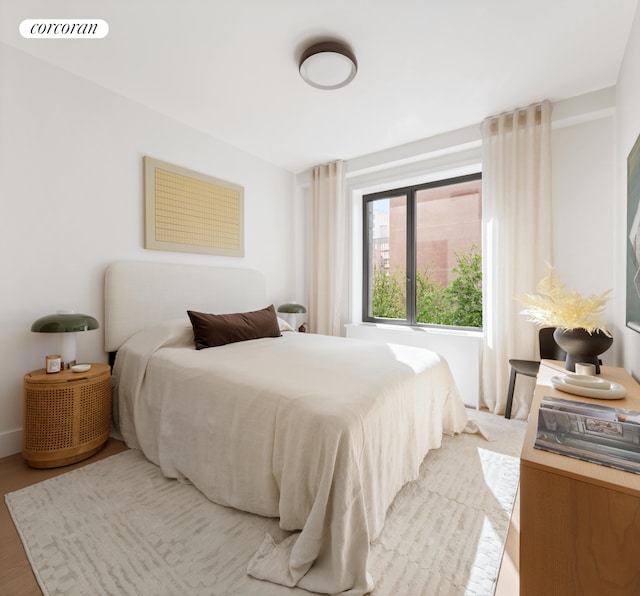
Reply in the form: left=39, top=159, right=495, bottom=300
left=31, top=312, right=99, bottom=369
left=31, top=313, right=99, bottom=333
left=277, top=303, right=307, bottom=314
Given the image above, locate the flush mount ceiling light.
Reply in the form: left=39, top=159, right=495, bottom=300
left=299, top=41, right=357, bottom=90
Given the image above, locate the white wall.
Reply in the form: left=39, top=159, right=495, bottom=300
left=616, top=5, right=640, bottom=378
left=0, top=44, right=296, bottom=457
left=551, top=113, right=616, bottom=365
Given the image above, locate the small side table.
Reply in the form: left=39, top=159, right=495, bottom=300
left=23, top=363, right=111, bottom=468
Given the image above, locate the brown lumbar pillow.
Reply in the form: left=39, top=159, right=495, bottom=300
left=187, top=305, right=282, bottom=349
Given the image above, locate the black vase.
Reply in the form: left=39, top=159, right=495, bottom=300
left=552, top=328, right=613, bottom=374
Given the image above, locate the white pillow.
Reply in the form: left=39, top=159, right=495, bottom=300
left=277, top=317, right=296, bottom=332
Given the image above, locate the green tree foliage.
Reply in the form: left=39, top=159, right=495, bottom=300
left=371, top=246, right=482, bottom=328
left=371, top=266, right=405, bottom=319
left=442, top=247, right=483, bottom=327
left=416, top=267, right=448, bottom=324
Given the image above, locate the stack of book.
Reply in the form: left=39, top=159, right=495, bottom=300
left=535, top=396, right=640, bottom=474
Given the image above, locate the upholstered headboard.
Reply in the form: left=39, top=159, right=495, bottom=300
left=104, top=261, right=267, bottom=353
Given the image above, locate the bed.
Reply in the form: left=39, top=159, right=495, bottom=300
left=105, top=261, right=470, bottom=595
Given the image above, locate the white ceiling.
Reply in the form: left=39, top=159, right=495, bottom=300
left=1, top=0, right=638, bottom=173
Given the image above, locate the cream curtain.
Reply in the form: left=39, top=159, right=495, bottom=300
left=309, top=160, right=348, bottom=336
left=481, top=101, right=553, bottom=417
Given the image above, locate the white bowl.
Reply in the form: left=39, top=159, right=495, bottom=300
left=70, top=364, right=91, bottom=373
left=551, top=375, right=626, bottom=399
left=563, top=373, right=611, bottom=390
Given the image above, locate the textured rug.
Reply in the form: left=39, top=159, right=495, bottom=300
left=6, top=410, right=526, bottom=596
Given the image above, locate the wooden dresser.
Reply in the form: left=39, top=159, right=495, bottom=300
left=520, top=360, right=640, bottom=596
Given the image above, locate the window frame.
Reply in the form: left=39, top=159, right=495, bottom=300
left=362, top=172, right=482, bottom=329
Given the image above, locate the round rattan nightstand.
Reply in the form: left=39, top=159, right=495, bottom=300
left=22, top=363, right=111, bottom=468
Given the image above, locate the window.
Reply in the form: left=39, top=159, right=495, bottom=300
left=363, top=173, right=482, bottom=328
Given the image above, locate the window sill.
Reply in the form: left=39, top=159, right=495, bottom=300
left=346, top=322, right=483, bottom=339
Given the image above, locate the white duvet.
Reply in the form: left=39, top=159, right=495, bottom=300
left=112, top=319, right=469, bottom=595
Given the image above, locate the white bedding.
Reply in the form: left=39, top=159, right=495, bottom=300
left=113, top=319, right=469, bottom=595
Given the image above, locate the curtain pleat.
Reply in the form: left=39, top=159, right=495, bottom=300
left=309, top=161, right=347, bottom=336
left=481, top=101, right=553, bottom=417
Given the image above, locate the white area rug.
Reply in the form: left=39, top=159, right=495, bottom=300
left=6, top=410, right=526, bottom=596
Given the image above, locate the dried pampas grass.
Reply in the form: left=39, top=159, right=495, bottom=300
left=518, top=265, right=612, bottom=336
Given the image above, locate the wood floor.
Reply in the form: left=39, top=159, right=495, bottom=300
left=1, top=440, right=519, bottom=595
left=495, top=488, right=520, bottom=596
left=0, top=439, right=128, bottom=596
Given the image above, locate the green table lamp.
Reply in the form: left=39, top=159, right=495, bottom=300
left=31, top=310, right=99, bottom=368
left=277, top=303, right=307, bottom=332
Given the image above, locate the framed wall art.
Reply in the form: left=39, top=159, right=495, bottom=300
left=626, top=134, right=640, bottom=332
left=144, top=157, right=244, bottom=257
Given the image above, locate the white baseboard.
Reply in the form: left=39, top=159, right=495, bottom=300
left=0, top=428, right=22, bottom=459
